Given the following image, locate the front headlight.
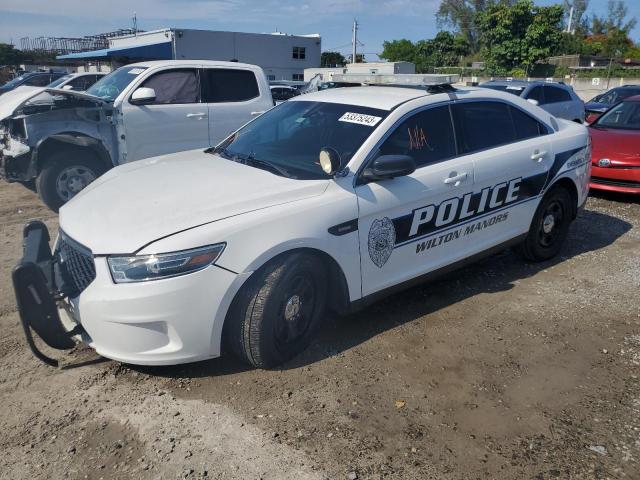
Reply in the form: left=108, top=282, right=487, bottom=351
left=107, top=243, right=225, bottom=284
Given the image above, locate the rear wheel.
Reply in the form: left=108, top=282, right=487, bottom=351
left=36, top=150, right=106, bottom=212
left=517, top=185, right=573, bottom=262
left=224, top=252, right=328, bottom=368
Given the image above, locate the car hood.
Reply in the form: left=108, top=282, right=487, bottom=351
left=589, top=126, right=640, bottom=166
left=59, top=149, right=329, bottom=254
left=584, top=102, right=610, bottom=113
left=0, top=88, right=105, bottom=121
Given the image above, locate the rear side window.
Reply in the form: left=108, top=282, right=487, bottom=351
left=140, top=69, right=199, bottom=104
left=378, top=105, right=456, bottom=168
left=509, top=106, right=546, bottom=140
left=526, top=86, right=544, bottom=104
left=452, top=102, right=515, bottom=154
left=26, top=75, right=52, bottom=87
left=67, top=75, right=94, bottom=91
left=201, top=69, right=259, bottom=103
left=544, top=86, right=571, bottom=103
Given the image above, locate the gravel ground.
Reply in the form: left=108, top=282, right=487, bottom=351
left=0, top=180, right=639, bottom=480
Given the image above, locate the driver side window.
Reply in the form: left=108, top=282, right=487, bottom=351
left=378, top=105, right=456, bottom=168
left=140, top=69, right=200, bottom=105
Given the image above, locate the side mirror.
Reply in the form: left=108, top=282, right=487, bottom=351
left=362, top=154, right=415, bottom=182
left=319, top=147, right=344, bottom=176
left=527, top=98, right=539, bottom=106
left=130, top=87, right=156, bottom=105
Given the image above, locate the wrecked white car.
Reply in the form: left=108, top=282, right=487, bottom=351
left=0, top=61, right=273, bottom=211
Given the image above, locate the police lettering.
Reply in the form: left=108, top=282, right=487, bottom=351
left=408, top=177, right=521, bottom=239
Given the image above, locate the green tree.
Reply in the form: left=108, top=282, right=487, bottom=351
left=380, top=39, right=417, bottom=63
left=0, top=43, right=24, bottom=66
left=477, top=0, right=564, bottom=74
left=436, top=0, right=516, bottom=52
left=591, top=0, right=637, bottom=34
left=321, top=51, right=346, bottom=67
left=416, top=32, right=471, bottom=71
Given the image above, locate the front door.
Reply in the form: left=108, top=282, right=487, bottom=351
left=121, top=68, right=209, bottom=162
left=356, top=104, right=475, bottom=297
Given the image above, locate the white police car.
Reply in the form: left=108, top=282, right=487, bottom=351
left=13, top=78, right=591, bottom=368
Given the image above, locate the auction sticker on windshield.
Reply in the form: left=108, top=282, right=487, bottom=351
left=128, top=68, right=145, bottom=75
left=339, top=112, right=383, bottom=127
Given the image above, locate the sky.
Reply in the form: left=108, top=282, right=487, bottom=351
left=1, top=0, right=638, bottom=61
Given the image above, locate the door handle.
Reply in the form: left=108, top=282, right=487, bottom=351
left=444, top=172, right=468, bottom=186
left=531, top=150, right=547, bottom=162
left=251, top=111, right=265, bottom=116
left=186, top=112, right=207, bottom=118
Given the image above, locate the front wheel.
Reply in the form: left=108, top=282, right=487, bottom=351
left=517, top=185, right=573, bottom=262
left=36, top=151, right=106, bottom=212
left=224, top=252, right=328, bottom=368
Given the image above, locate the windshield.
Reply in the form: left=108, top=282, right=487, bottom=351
left=2, top=74, right=32, bottom=89
left=479, top=84, right=525, bottom=96
left=594, top=100, right=640, bottom=130
left=48, top=75, right=72, bottom=88
left=211, top=100, right=388, bottom=180
left=86, top=66, right=147, bottom=101
left=595, top=88, right=640, bottom=105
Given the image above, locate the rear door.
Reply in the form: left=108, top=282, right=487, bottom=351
left=357, top=103, right=475, bottom=296
left=451, top=100, right=553, bottom=248
left=121, top=67, right=209, bottom=162
left=200, top=68, right=269, bottom=145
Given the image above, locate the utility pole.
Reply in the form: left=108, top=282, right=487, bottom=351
left=133, top=12, right=138, bottom=36
left=566, top=6, right=574, bottom=33
left=352, top=19, right=358, bottom=64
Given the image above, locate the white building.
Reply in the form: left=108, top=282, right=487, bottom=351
left=59, top=28, right=321, bottom=81
left=304, top=61, right=415, bottom=82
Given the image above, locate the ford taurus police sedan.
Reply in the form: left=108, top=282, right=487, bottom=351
left=13, top=81, right=591, bottom=368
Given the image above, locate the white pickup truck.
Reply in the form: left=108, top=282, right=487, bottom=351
left=0, top=60, right=273, bottom=210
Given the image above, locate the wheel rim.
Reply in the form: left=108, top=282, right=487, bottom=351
left=56, top=166, right=97, bottom=201
left=275, top=273, right=317, bottom=348
left=538, top=199, right=564, bottom=248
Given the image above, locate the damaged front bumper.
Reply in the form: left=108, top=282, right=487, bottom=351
left=12, top=221, right=84, bottom=366
left=0, top=135, right=33, bottom=182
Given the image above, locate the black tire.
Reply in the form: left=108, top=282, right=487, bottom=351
left=517, top=185, right=573, bottom=262
left=224, top=252, right=328, bottom=368
left=35, top=150, right=106, bottom=212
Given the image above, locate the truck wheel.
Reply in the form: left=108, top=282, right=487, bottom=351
left=36, top=151, right=105, bottom=212
left=517, top=185, right=572, bottom=262
left=224, top=252, right=328, bottom=368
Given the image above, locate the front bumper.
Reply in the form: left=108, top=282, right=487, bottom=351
left=14, top=222, right=248, bottom=366
left=590, top=165, right=640, bottom=194
left=0, top=140, right=34, bottom=183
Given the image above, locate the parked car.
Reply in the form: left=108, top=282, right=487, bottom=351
left=479, top=80, right=585, bottom=123
left=0, top=71, right=68, bottom=96
left=12, top=83, right=590, bottom=368
left=270, top=85, right=299, bottom=103
left=46, top=72, right=107, bottom=92
left=0, top=60, right=273, bottom=211
left=588, top=95, right=640, bottom=194
left=584, top=85, right=640, bottom=123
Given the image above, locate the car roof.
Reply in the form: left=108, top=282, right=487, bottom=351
left=126, top=59, right=259, bottom=70
left=291, top=85, right=524, bottom=111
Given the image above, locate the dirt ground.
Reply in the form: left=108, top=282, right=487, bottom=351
left=0, top=180, right=639, bottom=480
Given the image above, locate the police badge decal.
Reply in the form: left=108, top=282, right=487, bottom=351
left=368, top=217, right=396, bottom=268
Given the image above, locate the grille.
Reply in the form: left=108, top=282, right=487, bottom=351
left=592, top=177, right=640, bottom=188
left=57, top=234, right=96, bottom=295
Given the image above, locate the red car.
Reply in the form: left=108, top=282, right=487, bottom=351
left=588, top=95, right=640, bottom=194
